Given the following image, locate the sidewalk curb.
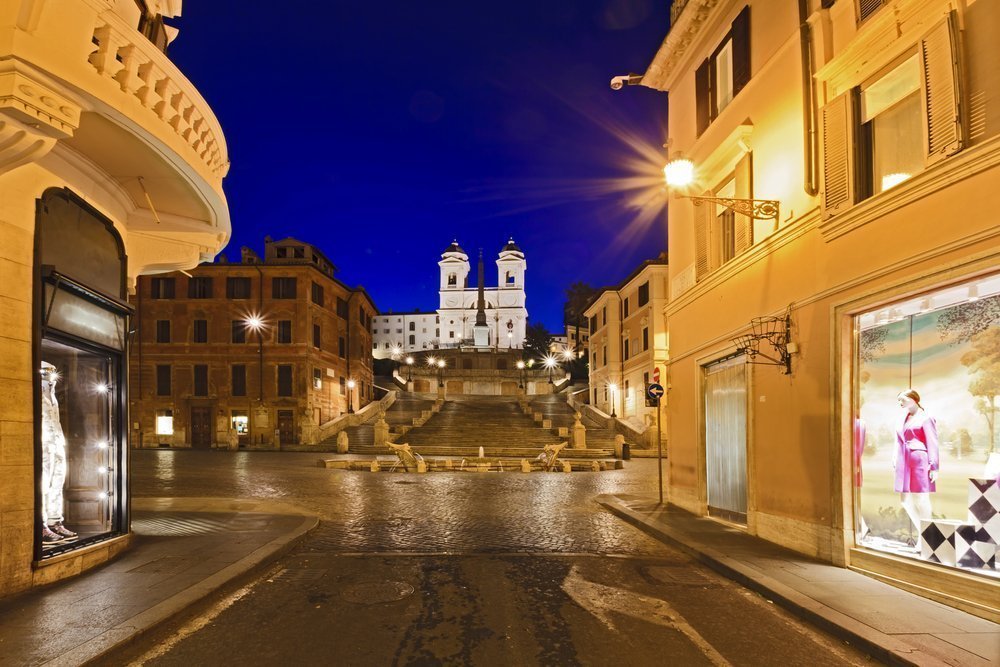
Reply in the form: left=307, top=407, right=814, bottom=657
left=596, top=495, right=955, bottom=667
left=46, top=514, right=319, bottom=667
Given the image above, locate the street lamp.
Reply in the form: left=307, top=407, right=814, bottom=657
left=390, top=345, right=402, bottom=360
left=664, top=156, right=780, bottom=221
left=347, top=378, right=356, bottom=414
left=436, top=358, right=445, bottom=390
left=607, top=382, right=618, bottom=418
left=244, top=313, right=265, bottom=402
left=562, top=348, right=574, bottom=362
left=543, top=355, right=557, bottom=384
left=405, top=356, right=414, bottom=381
left=516, top=359, right=525, bottom=389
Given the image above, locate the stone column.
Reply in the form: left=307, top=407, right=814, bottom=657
left=572, top=412, right=587, bottom=449
left=374, top=411, right=389, bottom=446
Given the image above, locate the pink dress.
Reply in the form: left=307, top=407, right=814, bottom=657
left=894, top=412, right=939, bottom=493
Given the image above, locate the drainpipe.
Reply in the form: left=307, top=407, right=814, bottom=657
left=799, top=0, right=819, bottom=197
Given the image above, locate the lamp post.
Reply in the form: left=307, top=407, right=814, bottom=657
left=405, top=356, right=414, bottom=381
left=436, top=358, right=445, bottom=393
left=347, top=379, right=356, bottom=414
left=543, top=355, right=557, bottom=384
left=516, top=359, right=525, bottom=390
left=245, top=313, right=265, bottom=402
left=608, top=382, right=618, bottom=418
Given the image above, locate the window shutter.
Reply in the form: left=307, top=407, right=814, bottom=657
left=694, top=201, right=711, bottom=280
left=821, top=91, right=856, bottom=218
left=734, top=153, right=754, bottom=253
left=696, top=59, right=711, bottom=136
left=856, top=0, right=884, bottom=23
left=732, top=6, right=751, bottom=96
left=920, top=12, right=963, bottom=164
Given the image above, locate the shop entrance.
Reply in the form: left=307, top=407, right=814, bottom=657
left=190, top=407, right=213, bottom=449
left=277, top=410, right=296, bottom=445
left=704, top=356, right=748, bottom=524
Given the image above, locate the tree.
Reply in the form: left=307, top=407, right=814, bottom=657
left=563, top=281, right=597, bottom=353
left=522, top=322, right=553, bottom=362
left=961, top=327, right=1000, bottom=453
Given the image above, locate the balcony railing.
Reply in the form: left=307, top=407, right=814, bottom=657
left=86, top=14, right=228, bottom=184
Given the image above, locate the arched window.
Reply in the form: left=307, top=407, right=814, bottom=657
left=447, top=272, right=457, bottom=286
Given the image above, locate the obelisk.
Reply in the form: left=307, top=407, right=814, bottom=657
left=473, top=249, right=490, bottom=347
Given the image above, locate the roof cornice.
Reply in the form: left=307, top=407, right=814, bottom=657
left=641, top=0, right=725, bottom=92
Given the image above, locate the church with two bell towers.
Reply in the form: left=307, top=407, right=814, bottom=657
left=370, top=239, right=528, bottom=358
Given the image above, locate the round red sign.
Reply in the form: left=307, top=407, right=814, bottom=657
left=652, top=367, right=660, bottom=383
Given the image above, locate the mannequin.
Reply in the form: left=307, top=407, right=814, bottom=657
left=893, top=388, right=938, bottom=546
left=40, top=362, right=77, bottom=544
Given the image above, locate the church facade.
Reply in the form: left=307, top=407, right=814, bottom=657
left=372, top=239, right=528, bottom=358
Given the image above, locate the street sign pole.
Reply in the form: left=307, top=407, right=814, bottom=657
left=657, top=397, right=663, bottom=504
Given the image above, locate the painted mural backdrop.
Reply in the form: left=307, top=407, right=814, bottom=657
left=857, top=295, right=999, bottom=543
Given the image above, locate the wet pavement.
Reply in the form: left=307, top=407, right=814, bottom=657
left=104, top=451, right=877, bottom=666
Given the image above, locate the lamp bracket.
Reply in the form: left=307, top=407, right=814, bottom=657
left=687, top=196, right=780, bottom=221
left=730, top=307, right=793, bottom=374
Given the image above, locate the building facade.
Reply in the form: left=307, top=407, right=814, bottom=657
left=0, top=0, right=231, bottom=595
left=635, top=0, right=999, bottom=617
left=371, top=239, right=528, bottom=358
left=585, top=259, right=669, bottom=427
left=130, top=237, right=376, bottom=449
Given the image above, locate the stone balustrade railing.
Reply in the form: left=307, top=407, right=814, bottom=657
left=310, top=390, right=397, bottom=445
left=85, top=10, right=228, bottom=184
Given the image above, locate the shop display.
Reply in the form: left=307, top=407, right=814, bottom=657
left=39, top=361, right=77, bottom=545
left=955, top=523, right=996, bottom=570
left=968, top=478, right=1000, bottom=544
left=894, top=389, right=938, bottom=542
left=920, top=519, right=962, bottom=565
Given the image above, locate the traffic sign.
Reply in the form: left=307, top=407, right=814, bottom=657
left=652, top=367, right=660, bottom=384
left=647, top=383, right=664, bottom=400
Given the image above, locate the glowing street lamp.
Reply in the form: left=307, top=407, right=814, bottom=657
left=663, top=155, right=779, bottom=221
left=244, top=312, right=266, bottom=402
left=562, top=348, right=574, bottom=362
left=607, top=382, right=618, bottom=418
left=516, top=359, right=526, bottom=389
left=426, top=355, right=436, bottom=368
left=543, top=355, right=558, bottom=384
left=390, top=345, right=402, bottom=359
left=405, top=356, right=414, bottom=381
left=347, top=378, right=356, bottom=413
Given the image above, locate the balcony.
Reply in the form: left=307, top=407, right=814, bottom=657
left=0, top=0, right=230, bottom=271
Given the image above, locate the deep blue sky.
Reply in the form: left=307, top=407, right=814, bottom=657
left=169, top=1, right=671, bottom=331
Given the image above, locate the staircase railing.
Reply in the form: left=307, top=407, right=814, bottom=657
left=310, top=390, right=397, bottom=444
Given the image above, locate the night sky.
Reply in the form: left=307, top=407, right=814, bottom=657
left=169, top=1, right=671, bottom=331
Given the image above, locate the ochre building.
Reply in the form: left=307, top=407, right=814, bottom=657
left=628, top=0, right=1000, bottom=618
left=0, top=1, right=230, bottom=595
left=130, top=237, right=377, bottom=449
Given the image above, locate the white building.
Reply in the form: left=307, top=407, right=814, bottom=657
left=372, top=239, right=528, bottom=358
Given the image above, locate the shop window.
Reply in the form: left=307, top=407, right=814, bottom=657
left=188, top=277, right=213, bottom=299
left=155, top=320, right=170, bottom=343
left=155, top=409, right=174, bottom=435
left=193, top=365, right=208, bottom=396
left=277, top=320, right=292, bottom=344
left=232, top=320, right=247, bottom=344
left=853, top=273, right=1000, bottom=578
left=37, top=189, right=129, bottom=556
left=822, top=15, right=963, bottom=217
left=156, top=365, right=171, bottom=396
left=277, top=365, right=293, bottom=397
left=232, top=365, right=246, bottom=397
left=231, top=411, right=248, bottom=436
left=226, top=277, right=251, bottom=299
left=695, top=6, right=750, bottom=135
left=150, top=277, right=175, bottom=299
left=638, top=282, right=649, bottom=307
left=272, top=277, right=297, bottom=299
left=312, top=282, right=324, bottom=306
left=193, top=319, right=208, bottom=343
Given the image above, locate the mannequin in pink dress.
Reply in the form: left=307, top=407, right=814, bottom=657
left=893, top=389, right=939, bottom=545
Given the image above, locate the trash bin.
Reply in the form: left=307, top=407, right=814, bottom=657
left=621, top=443, right=631, bottom=460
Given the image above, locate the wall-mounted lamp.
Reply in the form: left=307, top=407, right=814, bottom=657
left=664, top=157, right=780, bottom=221
left=732, top=307, right=794, bottom=375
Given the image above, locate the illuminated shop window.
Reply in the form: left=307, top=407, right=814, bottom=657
left=155, top=409, right=174, bottom=435
left=854, top=273, right=1000, bottom=579
left=231, top=412, right=249, bottom=435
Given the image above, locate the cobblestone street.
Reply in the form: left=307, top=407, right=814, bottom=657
left=109, top=451, right=877, bottom=666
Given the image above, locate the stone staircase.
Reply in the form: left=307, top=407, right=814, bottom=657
left=343, top=395, right=613, bottom=459
left=526, top=394, right=618, bottom=451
